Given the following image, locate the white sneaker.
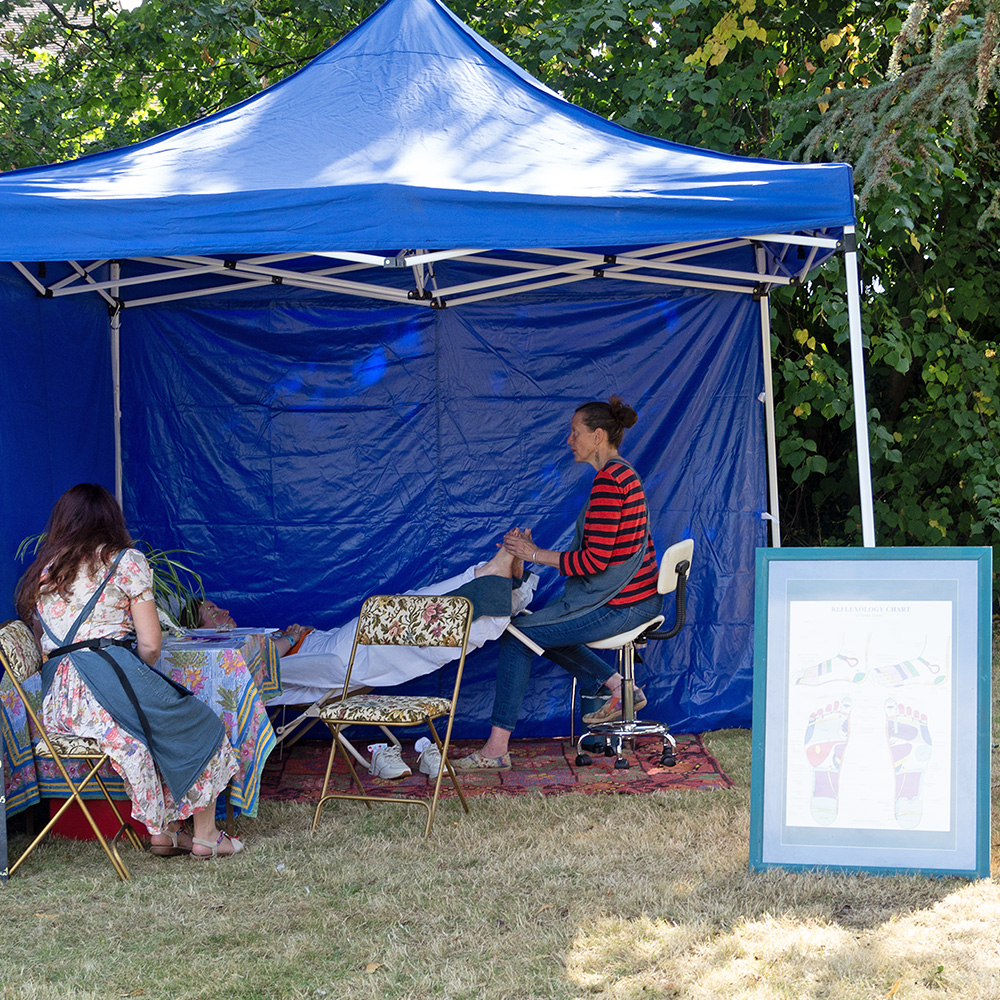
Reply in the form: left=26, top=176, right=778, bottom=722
left=415, top=737, right=442, bottom=778
left=367, top=743, right=411, bottom=780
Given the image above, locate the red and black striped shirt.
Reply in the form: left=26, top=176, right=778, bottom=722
left=559, top=459, right=658, bottom=606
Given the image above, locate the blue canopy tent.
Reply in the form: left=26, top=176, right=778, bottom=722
left=0, top=0, right=871, bottom=735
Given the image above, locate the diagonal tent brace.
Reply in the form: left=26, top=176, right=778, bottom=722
left=13, top=231, right=839, bottom=311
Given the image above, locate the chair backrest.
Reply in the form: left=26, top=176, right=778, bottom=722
left=342, top=594, right=475, bottom=697
left=657, top=538, right=695, bottom=595
left=354, top=594, right=473, bottom=648
left=645, top=539, right=694, bottom=642
left=0, top=619, right=42, bottom=683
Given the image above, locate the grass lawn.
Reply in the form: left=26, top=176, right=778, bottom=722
left=2, top=635, right=997, bottom=999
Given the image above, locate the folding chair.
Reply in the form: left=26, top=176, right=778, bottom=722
left=0, top=619, right=144, bottom=881
left=311, top=594, right=473, bottom=837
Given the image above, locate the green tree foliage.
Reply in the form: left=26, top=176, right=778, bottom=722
left=0, top=0, right=381, bottom=169
left=766, top=0, right=1000, bottom=564
left=2, top=0, right=998, bottom=589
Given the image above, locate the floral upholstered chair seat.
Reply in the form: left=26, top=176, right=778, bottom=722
left=318, top=692, right=452, bottom=724
left=34, top=733, right=105, bottom=758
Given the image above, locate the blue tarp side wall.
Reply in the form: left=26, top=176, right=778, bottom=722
left=0, top=266, right=115, bottom=619
left=120, top=279, right=764, bottom=735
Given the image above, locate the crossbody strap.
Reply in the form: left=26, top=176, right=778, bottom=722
left=37, top=549, right=129, bottom=648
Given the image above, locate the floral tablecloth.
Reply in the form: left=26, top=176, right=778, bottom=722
left=1, top=629, right=281, bottom=820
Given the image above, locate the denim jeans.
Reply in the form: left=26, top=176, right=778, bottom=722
left=489, top=593, right=664, bottom=732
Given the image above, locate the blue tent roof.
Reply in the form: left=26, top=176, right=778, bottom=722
left=0, top=0, right=854, bottom=261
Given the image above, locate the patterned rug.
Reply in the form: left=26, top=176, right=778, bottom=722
left=260, top=735, right=733, bottom=802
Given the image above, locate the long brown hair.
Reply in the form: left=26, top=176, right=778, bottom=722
left=15, top=483, right=133, bottom=622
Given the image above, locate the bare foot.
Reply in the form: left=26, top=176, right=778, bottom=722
left=475, top=546, right=515, bottom=578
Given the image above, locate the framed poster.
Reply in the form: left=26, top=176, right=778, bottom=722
left=750, top=547, right=991, bottom=877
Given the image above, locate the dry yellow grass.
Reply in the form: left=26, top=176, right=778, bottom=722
left=1, top=629, right=996, bottom=1000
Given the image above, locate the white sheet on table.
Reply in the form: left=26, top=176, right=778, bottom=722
left=267, top=564, right=537, bottom=706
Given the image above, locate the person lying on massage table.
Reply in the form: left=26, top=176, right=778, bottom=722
left=187, top=541, right=539, bottom=715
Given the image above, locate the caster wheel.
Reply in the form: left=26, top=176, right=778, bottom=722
left=614, top=757, right=630, bottom=770
left=660, top=753, right=677, bottom=768
left=604, top=745, right=616, bottom=757
left=575, top=753, right=593, bottom=767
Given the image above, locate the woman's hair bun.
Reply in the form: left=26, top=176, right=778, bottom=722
left=608, top=395, right=638, bottom=430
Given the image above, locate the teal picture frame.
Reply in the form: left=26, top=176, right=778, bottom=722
left=750, top=546, right=991, bottom=877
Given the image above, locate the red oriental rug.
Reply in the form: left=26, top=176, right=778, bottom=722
left=260, top=735, right=732, bottom=803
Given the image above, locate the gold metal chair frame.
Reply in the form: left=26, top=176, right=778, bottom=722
left=311, top=594, right=473, bottom=837
left=1, top=619, right=144, bottom=881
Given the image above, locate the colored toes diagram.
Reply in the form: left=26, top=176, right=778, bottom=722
left=803, top=699, right=851, bottom=825
left=803, top=698, right=933, bottom=829
left=884, top=700, right=933, bottom=829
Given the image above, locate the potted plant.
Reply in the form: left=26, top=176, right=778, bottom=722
left=16, top=534, right=204, bottom=633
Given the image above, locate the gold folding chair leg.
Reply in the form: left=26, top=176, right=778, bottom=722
left=312, top=716, right=466, bottom=838
left=92, top=770, right=145, bottom=853
left=10, top=755, right=132, bottom=881
left=422, top=719, right=469, bottom=836
left=313, top=724, right=373, bottom=830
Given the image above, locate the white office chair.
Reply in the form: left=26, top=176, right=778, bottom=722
left=506, top=538, right=694, bottom=768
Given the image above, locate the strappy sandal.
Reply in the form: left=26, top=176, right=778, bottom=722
left=453, top=749, right=511, bottom=772
left=149, top=826, right=192, bottom=857
left=191, top=831, right=245, bottom=859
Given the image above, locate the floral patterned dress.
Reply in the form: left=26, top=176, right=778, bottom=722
left=38, top=548, right=238, bottom=834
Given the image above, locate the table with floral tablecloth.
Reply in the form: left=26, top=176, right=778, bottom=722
left=1, top=629, right=281, bottom=820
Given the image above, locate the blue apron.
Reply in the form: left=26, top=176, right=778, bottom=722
left=39, top=551, right=226, bottom=802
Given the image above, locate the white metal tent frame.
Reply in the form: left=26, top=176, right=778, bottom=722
left=9, top=226, right=876, bottom=547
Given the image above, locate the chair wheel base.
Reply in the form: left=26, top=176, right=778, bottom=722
left=575, top=753, right=593, bottom=767
left=604, top=745, right=617, bottom=757
left=660, top=752, right=677, bottom=767
left=614, top=757, right=630, bottom=770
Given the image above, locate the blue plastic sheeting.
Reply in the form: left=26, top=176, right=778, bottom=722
left=119, top=277, right=765, bottom=735
left=0, top=0, right=854, bottom=260
left=0, top=267, right=115, bottom=614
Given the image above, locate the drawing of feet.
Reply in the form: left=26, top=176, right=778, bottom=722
left=872, top=655, right=945, bottom=687
left=803, top=698, right=852, bottom=826
left=885, top=699, right=933, bottom=829
left=794, top=653, right=865, bottom=687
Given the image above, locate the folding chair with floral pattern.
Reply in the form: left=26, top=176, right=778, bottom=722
left=311, top=594, right=473, bottom=837
left=0, top=619, right=144, bottom=881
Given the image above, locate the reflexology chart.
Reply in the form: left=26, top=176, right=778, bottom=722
left=749, top=547, right=991, bottom=878
left=784, top=600, right=951, bottom=833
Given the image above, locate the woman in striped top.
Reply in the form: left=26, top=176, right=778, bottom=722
left=455, top=396, right=661, bottom=772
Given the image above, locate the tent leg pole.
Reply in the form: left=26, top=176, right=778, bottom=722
left=755, top=248, right=780, bottom=547
left=843, top=227, right=875, bottom=547
left=111, top=262, right=123, bottom=506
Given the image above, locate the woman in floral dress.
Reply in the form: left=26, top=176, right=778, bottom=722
left=15, top=483, right=243, bottom=858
